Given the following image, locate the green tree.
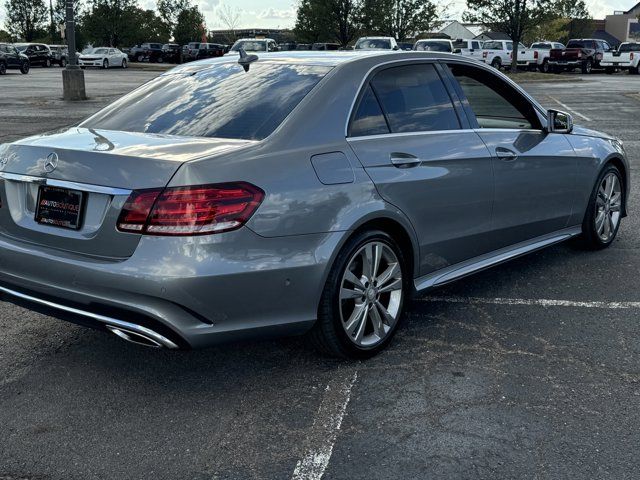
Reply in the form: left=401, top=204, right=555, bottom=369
left=464, top=0, right=553, bottom=72
left=157, top=0, right=190, bottom=34
left=524, top=0, right=591, bottom=44
left=4, top=0, right=49, bottom=41
left=0, top=28, right=12, bottom=41
left=360, top=0, right=441, bottom=41
left=294, top=0, right=359, bottom=46
left=294, top=0, right=333, bottom=43
left=173, top=5, right=205, bottom=45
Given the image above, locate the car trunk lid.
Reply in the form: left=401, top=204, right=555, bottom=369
left=0, top=128, right=255, bottom=258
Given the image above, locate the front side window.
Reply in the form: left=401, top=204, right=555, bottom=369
left=370, top=64, right=460, bottom=133
left=448, top=63, right=541, bottom=130
left=472, top=42, right=480, bottom=49
left=81, top=63, right=331, bottom=141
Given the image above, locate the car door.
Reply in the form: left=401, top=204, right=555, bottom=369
left=347, top=62, right=495, bottom=275
left=444, top=61, right=578, bottom=248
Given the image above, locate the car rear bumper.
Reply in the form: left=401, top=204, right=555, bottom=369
left=0, top=227, right=342, bottom=348
left=548, top=59, right=582, bottom=67
left=600, top=60, right=631, bottom=67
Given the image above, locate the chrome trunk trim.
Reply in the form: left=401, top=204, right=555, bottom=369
left=0, top=172, right=131, bottom=196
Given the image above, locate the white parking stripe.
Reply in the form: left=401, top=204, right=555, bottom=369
left=291, top=371, right=358, bottom=480
left=420, top=296, right=640, bottom=309
left=548, top=95, right=592, bottom=122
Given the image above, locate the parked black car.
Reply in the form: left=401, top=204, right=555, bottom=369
left=48, top=45, right=69, bottom=66
left=14, top=43, right=53, bottom=67
left=182, top=42, right=225, bottom=61
left=162, top=43, right=181, bottom=63
left=312, top=43, right=340, bottom=51
left=0, top=43, right=30, bottom=74
left=129, top=43, right=163, bottom=62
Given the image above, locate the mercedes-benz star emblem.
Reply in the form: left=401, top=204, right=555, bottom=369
left=44, top=152, right=58, bottom=173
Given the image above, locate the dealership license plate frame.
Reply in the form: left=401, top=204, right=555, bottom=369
left=35, top=185, right=85, bottom=230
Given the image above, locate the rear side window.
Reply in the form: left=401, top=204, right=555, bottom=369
left=82, top=63, right=331, bottom=141
left=370, top=64, right=459, bottom=133
left=350, top=85, right=389, bottom=137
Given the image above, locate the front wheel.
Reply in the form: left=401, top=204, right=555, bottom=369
left=44, top=58, right=51, bottom=68
left=0, top=62, right=6, bottom=75
left=121, top=59, right=127, bottom=69
left=307, top=230, right=409, bottom=358
left=20, top=62, right=29, bottom=74
left=60, top=58, right=67, bottom=67
left=102, top=59, right=109, bottom=69
left=578, top=165, right=624, bottom=249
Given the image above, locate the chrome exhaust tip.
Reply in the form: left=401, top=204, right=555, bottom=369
left=106, top=325, right=166, bottom=348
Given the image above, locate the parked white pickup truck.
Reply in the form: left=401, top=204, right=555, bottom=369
left=601, top=42, right=640, bottom=74
left=452, top=39, right=484, bottom=61
left=482, top=40, right=527, bottom=69
left=517, top=41, right=566, bottom=72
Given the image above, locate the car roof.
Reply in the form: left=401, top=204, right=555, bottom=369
left=166, top=51, right=478, bottom=72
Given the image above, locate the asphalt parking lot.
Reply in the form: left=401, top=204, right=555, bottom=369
left=1, top=67, right=640, bottom=479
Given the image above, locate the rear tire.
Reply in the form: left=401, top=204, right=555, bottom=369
left=20, top=62, right=29, bottom=74
left=0, top=62, right=6, bottom=75
left=491, top=57, right=501, bottom=70
left=307, top=230, right=409, bottom=358
left=581, top=58, right=593, bottom=74
left=578, top=164, right=624, bottom=250
left=539, top=59, right=550, bottom=73
left=121, top=59, right=127, bottom=69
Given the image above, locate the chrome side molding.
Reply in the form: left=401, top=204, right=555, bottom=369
left=414, top=226, right=582, bottom=291
left=0, top=284, right=179, bottom=349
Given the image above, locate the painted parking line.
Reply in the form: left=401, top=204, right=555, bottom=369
left=419, top=296, right=640, bottom=309
left=291, top=371, right=358, bottom=480
left=547, top=95, right=592, bottom=122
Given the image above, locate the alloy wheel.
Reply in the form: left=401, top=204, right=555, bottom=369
left=339, top=241, right=403, bottom=348
left=595, top=172, right=622, bottom=242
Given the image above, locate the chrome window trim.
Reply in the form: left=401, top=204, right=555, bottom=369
left=0, top=172, right=132, bottom=196
left=344, top=56, right=549, bottom=139
left=347, top=128, right=544, bottom=142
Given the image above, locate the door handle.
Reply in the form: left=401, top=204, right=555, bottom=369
left=495, top=147, right=518, bottom=161
left=390, top=152, right=421, bottom=168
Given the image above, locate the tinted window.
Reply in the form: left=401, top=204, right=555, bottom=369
left=452, top=40, right=468, bottom=49
left=448, top=63, right=541, bottom=130
left=531, top=43, right=551, bottom=49
left=620, top=43, right=640, bottom=52
left=414, top=41, right=452, bottom=52
left=371, top=64, right=459, bottom=133
left=81, top=63, right=331, bottom=141
left=350, top=85, right=389, bottom=137
left=355, top=39, right=392, bottom=50
left=567, top=40, right=588, bottom=48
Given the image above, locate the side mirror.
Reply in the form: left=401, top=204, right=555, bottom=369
left=546, top=109, right=573, bottom=134
left=453, top=48, right=462, bottom=54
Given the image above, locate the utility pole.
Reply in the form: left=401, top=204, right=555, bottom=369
left=62, top=0, right=86, bottom=101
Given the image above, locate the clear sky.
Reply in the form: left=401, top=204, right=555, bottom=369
left=0, top=0, right=637, bottom=32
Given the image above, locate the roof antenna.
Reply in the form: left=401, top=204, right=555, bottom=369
left=238, top=47, right=258, bottom=72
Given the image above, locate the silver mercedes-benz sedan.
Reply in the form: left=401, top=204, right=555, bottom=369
left=0, top=52, right=629, bottom=358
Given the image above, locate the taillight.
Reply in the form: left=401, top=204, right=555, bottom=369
left=534, top=50, right=538, bottom=59
left=631, top=52, right=634, bottom=60
left=117, top=182, right=264, bottom=236
left=483, top=51, right=487, bottom=58
left=577, top=51, right=582, bottom=58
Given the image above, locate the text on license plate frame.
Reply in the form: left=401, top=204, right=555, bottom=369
left=35, top=185, right=85, bottom=230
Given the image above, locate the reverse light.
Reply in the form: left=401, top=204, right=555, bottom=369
left=117, top=182, right=264, bottom=236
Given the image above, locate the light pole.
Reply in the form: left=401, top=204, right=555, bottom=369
left=62, top=0, right=86, bottom=100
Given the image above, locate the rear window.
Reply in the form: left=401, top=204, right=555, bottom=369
left=231, top=40, right=266, bottom=52
left=567, top=40, right=589, bottom=48
left=355, top=39, right=391, bottom=50
left=81, top=63, right=331, bottom=141
left=414, top=41, right=451, bottom=52
left=619, top=43, right=640, bottom=52
left=531, top=43, right=551, bottom=49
